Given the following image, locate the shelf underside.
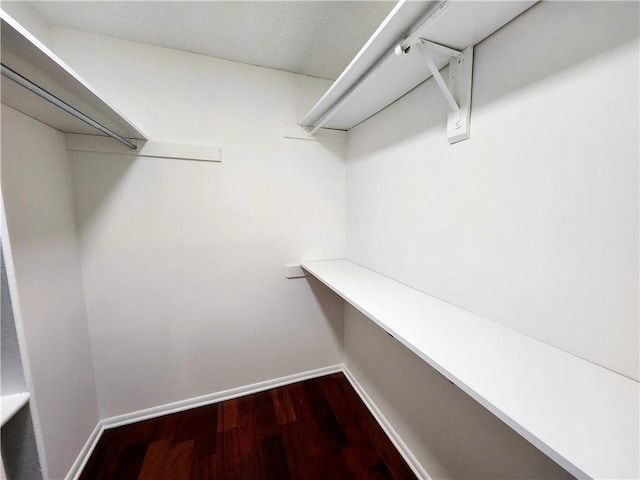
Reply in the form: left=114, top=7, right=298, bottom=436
left=1, top=12, right=145, bottom=139
left=300, top=0, right=536, bottom=131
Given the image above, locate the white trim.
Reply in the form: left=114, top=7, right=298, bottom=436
left=65, top=422, right=104, bottom=480
left=281, top=124, right=347, bottom=144
left=64, top=133, right=222, bottom=162
left=285, top=264, right=307, bottom=279
left=0, top=197, right=49, bottom=478
left=102, top=365, right=343, bottom=429
left=66, top=364, right=428, bottom=480
left=342, top=366, right=431, bottom=480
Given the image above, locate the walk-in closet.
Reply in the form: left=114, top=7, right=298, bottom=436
left=1, top=1, right=638, bottom=479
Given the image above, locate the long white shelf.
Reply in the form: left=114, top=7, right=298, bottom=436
left=1, top=393, right=30, bottom=427
left=1, top=9, right=145, bottom=140
left=299, top=0, right=536, bottom=131
left=301, top=259, right=639, bottom=480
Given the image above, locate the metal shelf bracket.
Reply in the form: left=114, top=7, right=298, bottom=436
left=411, top=39, right=474, bottom=144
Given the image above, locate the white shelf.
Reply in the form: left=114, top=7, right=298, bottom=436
left=301, top=259, right=639, bottom=480
left=299, top=0, right=536, bottom=131
left=1, top=393, right=30, bottom=427
left=1, top=9, right=145, bottom=140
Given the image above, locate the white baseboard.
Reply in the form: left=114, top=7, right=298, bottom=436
left=66, top=364, right=342, bottom=479
left=342, top=366, right=431, bottom=480
left=65, top=421, right=104, bottom=480
left=66, top=363, right=427, bottom=480
left=102, top=364, right=343, bottom=429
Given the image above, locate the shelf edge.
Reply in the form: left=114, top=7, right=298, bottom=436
left=1, top=392, right=30, bottom=427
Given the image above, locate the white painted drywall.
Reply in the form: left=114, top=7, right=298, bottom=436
left=346, top=1, right=639, bottom=381
left=344, top=305, right=573, bottom=479
left=1, top=241, right=43, bottom=480
left=1, top=243, right=26, bottom=396
left=51, top=29, right=346, bottom=418
left=1, top=106, right=100, bottom=480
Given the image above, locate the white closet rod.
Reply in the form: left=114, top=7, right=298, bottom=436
left=307, top=0, right=451, bottom=134
left=1, top=63, right=137, bottom=150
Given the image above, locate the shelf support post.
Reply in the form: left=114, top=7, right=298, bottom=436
left=416, top=41, right=461, bottom=116
left=415, top=40, right=474, bottom=144
left=419, top=39, right=463, bottom=60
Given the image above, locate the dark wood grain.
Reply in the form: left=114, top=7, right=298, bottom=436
left=163, top=440, right=193, bottom=480
left=138, top=439, right=171, bottom=480
left=270, top=388, right=297, bottom=426
left=79, top=372, right=418, bottom=480
left=260, top=434, right=291, bottom=479
left=112, top=441, right=148, bottom=480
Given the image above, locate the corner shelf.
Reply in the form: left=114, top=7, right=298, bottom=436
left=0, top=9, right=146, bottom=141
left=301, top=259, right=639, bottom=480
left=1, top=393, right=30, bottom=427
left=299, top=0, right=536, bottom=135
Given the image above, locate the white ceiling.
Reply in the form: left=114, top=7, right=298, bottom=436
left=31, top=1, right=397, bottom=80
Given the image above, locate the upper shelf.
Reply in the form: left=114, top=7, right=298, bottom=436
left=1, top=393, right=30, bottom=427
left=301, top=259, right=639, bottom=480
left=0, top=10, right=145, bottom=140
left=299, top=0, right=536, bottom=132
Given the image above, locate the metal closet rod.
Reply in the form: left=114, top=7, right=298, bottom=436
left=1, top=63, right=137, bottom=150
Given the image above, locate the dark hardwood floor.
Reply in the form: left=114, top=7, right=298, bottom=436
left=79, top=372, right=417, bottom=480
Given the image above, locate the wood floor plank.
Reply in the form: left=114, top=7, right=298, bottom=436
left=260, top=434, right=291, bottom=480
left=138, top=439, right=171, bottom=480
left=174, top=403, right=217, bottom=458
left=236, top=395, right=264, bottom=480
left=320, top=373, right=381, bottom=469
left=218, top=398, right=239, bottom=432
left=284, top=381, right=352, bottom=478
left=269, top=387, right=297, bottom=425
left=280, top=419, right=329, bottom=479
left=153, top=413, right=179, bottom=441
left=252, top=390, right=279, bottom=440
left=302, top=378, right=349, bottom=450
left=163, top=440, right=194, bottom=480
left=195, top=404, right=218, bottom=458
left=285, top=381, right=333, bottom=460
left=213, top=427, right=241, bottom=477
left=371, top=460, right=396, bottom=480
left=236, top=395, right=257, bottom=456
left=112, top=440, right=148, bottom=480
left=189, top=453, right=214, bottom=480
left=184, top=404, right=218, bottom=478
left=340, top=446, right=371, bottom=479
left=79, top=373, right=417, bottom=480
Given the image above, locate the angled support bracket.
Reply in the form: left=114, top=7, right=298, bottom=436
left=415, top=39, right=474, bottom=144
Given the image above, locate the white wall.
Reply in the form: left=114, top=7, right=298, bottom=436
left=1, top=106, right=100, bottom=480
left=1, top=232, right=42, bottom=480
left=345, top=1, right=638, bottom=477
left=345, top=306, right=572, bottom=479
left=1, top=243, right=26, bottom=396
left=51, top=29, right=346, bottom=419
left=347, top=1, right=639, bottom=381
